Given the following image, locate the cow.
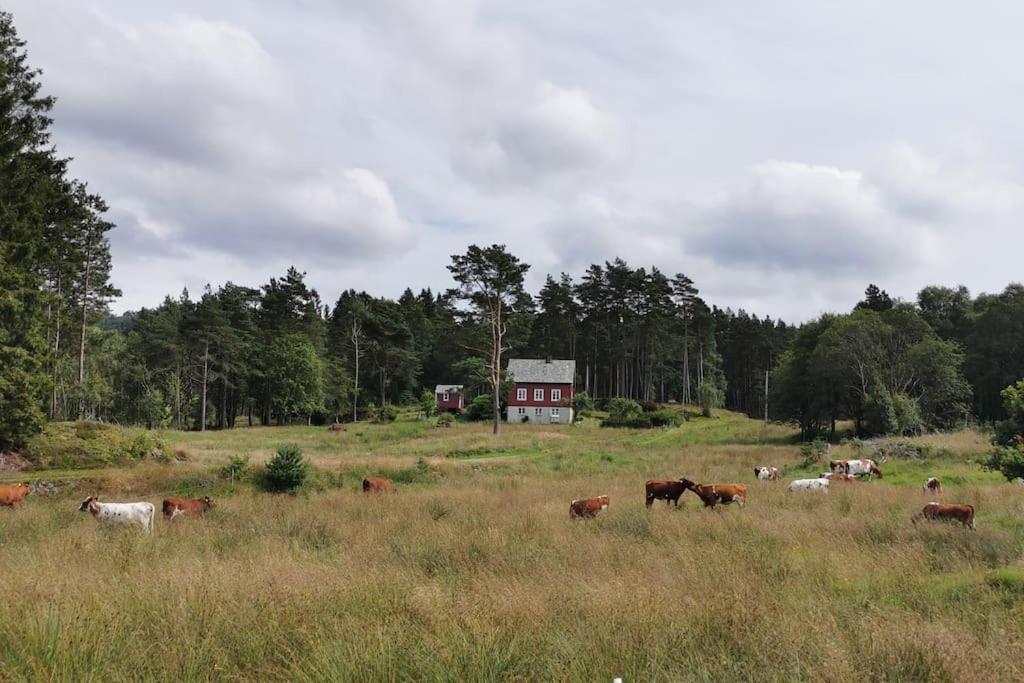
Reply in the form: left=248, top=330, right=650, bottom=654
left=362, top=477, right=392, bottom=494
left=0, top=482, right=31, bottom=508
left=788, top=478, right=830, bottom=493
left=753, top=466, right=780, bottom=481
left=570, top=495, right=609, bottom=519
left=645, top=480, right=687, bottom=508
left=819, top=472, right=857, bottom=483
left=911, top=502, right=975, bottom=529
left=922, top=477, right=942, bottom=495
left=162, top=496, right=214, bottom=521
left=78, top=496, right=155, bottom=533
left=328, top=423, right=346, bottom=432
left=828, top=459, right=848, bottom=473
left=844, top=459, right=883, bottom=478
left=678, top=478, right=747, bottom=509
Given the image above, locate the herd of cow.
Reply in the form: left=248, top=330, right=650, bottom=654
left=571, top=458, right=977, bottom=530
left=0, top=459, right=979, bottom=532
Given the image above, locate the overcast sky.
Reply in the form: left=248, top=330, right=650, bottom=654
left=9, top=1, right=1024, bottom=321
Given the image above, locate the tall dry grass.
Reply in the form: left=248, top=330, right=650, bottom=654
left=1, top=417, right=1022, bottom=680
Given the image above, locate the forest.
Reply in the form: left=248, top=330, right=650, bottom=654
left=3, top=9, right=1024, bottom=450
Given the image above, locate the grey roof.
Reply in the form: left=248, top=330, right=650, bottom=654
left=506, top=358, right=576, bottom=384
left=435, top=384, right=463, bottom=393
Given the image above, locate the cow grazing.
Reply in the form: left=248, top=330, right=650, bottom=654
left=362, top=477, right=392, bottom=494
left=162, top=496, right=214, bottom=521
left=0, top=482, right=31, bottom=508
left=819, top=472, right=857, bottom=483
left=845, top=459, right=883, bottom=478
left=78, top=496, right=155, bottom=533
left=923, top=477, right=942, bottom=495
left=645, top=480, right=687, bottom=508
left=828, top=459, right=848, bottom=473
left=788, top=478, right=830, bottom=493
left=912, top=502, right=975, bottom=529
left=678, top=478, right=747, bottom=508
left=753, top=466, right=780, bottom=481
left=570, top=495, right=609, bottom=519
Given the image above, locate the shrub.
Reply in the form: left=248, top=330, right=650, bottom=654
left=464, top=394, right=494, bottom=422
left=983, top=445, right=1024, bottom=482
left=606, top=398, right=642, bottom=420
left=437, top=412, right=455, bottom=427
left=264, top=445, right=308, bottom=493
left=641, top=400, right=660, bottom=413
left=375, top=404, right=397, bottom=423
left=220, top=455, right=250, bottom=482
left=26, top=421, right=168, bottom=469
left=601, top=409, right=683, bottom=429
left=698, top=383, right=723, bottom=417
left=572, top=391, right=595, bottom=419
left=419, top=389, right=437, bottom=418
left=798, top=439, right=830, bottom=467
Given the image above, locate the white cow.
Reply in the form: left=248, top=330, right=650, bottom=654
left=844, top=459, right=883, bottom=478
left=788, top=478, right=830, bottom=493
left=79, top=496, right=155, bottom=533
left=754, top=466, right=780, bottom=481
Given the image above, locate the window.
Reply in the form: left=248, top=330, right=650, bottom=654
left=517, top=407, right=525, bottom=415
left=551, top=389, right=562, bottom=402
left=534, top=388, right=544, bottom=401
left=442, top=392, right=450, bottom=401
left=535, top=408, right=543, bottom=417
left=551, top=408, right=560, bottom=418
left=516, top=387, right=527, bottom=401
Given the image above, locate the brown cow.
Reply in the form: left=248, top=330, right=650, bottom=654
left=645, top=480, right=687, bottom=508
left=0, top=482, right=31, bottom=508
left=162, top=496, right=214, bottom=521
left=923, top=477, right=942, bottom=494
left=363, top=477, right=392, bottom=494
left=570, top=495, right=609, bottom=519
left=828, top=460, right=848, bottom=473
left=679, top=478, right=747, bottom=508
left=912, top=502, right=975, bottom=529
left=819, top=472, right=857, bottom=483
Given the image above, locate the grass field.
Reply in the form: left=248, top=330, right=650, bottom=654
left=2, top=411, right=1023, bottom=681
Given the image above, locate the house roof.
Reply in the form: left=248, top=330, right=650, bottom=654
left=435, top=384, right=463, bottom=393
left=507, top=358, right=576, bottom=384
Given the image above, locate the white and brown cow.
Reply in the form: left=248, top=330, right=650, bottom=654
left=922, top=477, right=942, bottom=495
left=79, top=496, right=155, bottom=533
left=753, top=466, right=780, bottom=481
left=570, top=495, right=609, bottom=519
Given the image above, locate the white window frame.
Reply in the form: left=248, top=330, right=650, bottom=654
left=534, top=388, right=544, bottom=401
left=442, top=392, right=450, bottom=402
left=551, top=389, right=562, bottom=402
left=535, top=407, right=543, bottom=417
left=517, top=407, right=526, bottom=415
left=551, top=408, right=560, bottom=418
left=517, top=388, right=527, bottom=401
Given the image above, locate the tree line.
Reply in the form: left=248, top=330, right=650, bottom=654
left=4, top=10, right=1024, bottom=449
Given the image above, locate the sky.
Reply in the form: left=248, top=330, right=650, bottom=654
left=8, top=1, right=1024, bottom=321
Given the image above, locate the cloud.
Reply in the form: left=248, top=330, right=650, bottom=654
left=692, top=160, right=942, bottom=273
left=452, top=82, right=621, bottom=189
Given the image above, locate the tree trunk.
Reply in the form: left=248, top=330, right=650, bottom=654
left=352, top=318, right=361, bottom=423
left=200, top=341, right=209, bottom=432
left=492, top=301, right=502, bottom=436
left=77, top=258, right=92, bottom=421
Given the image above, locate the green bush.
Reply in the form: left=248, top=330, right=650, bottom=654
left=26, top=421, right=168, bottom=469
left=985, top=380, right=1024, bottom=481
left=264, top=445, right=308, bottom=493
left=464, top=394, right=494, bottom=422
left=606, top=398, right=642, bottom=420
left=375, top=403, right=397, bottom=423
left=984, top=445, right=1024, bottom=482
left=641, top=400, right=660, bottom=413
left=601, top=409, right=683, bottom=429
left=698, top=383, right=723, bottom=417
left=437, top=412, right=455, bottom=427
left=420, top=389, right=437, bottom=418
left=572, top=391, right=595, bottom=419
left=220, top=454, right=250, bottom=482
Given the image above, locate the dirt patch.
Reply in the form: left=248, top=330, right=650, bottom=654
left=0, top=451, right=32, bottom=472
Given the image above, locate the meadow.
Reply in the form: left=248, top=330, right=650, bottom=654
left=1, top=411, right=1023, bottom=681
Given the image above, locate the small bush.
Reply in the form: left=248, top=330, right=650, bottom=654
left=606, top=398, right=642, bottom=420
left=798, top=439, right=830, bottom=467
left=464, top=394, right=494, bottom=422
left=983, top=445, right=1024, bottom=482
left=572, top=391, right=595, bottom=418
left=419, top=389, right=437, bottom=418
left=375, top=404, right=397, bottom=423
left=641, top=400, right=660, bottom=413
left=601, top=409, right=682, bottom=429
left=264, top=445, right=308, bottom=493
left=220, top=455, right=250, bottom=482
left=698, top=383, right=723, bottom=418
left=437, top=412, right=455, bottom=427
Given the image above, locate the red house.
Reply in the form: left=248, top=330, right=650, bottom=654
left=506, top=358, right=575, bottom=424
left=435, top=384, right=464, bottom=413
